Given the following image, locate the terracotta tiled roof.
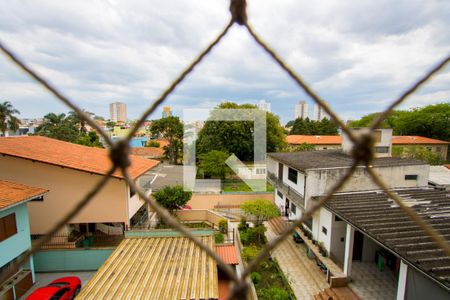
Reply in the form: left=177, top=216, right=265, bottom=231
left=215, top=244, right=239, bottom=265
left=0, top=136, right=159, bottom=180
left=391, top=136, right=449, bottom=145
left=445, top=164, right=450, bottom=170
left=0, top=180, right=48, bottom=211
left=286, top=135, right=449, bottom=145
left=286, top=135, right=341, bottom=145
left=130, top=147, right=164, bottom=158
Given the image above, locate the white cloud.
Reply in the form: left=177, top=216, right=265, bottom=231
left=0, top=0, right=449, bottom=123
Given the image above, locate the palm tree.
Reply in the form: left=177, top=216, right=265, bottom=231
left=0, top=101, right=21, bottom=136
left=35, top=113, right=78, bottom=142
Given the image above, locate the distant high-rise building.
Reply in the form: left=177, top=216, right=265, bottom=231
left=294, top=101, right=308, bottom=119
left=162, top=106, right=172, bottom=118
left=313, top=103, right=330, bottom=121
left=109, top=102, right=127, bottom=122
left=257, top=100, right=271, bottom=112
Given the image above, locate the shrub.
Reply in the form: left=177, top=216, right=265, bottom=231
left=240, top=231, right=250, bottom=246
left=219, top=219, right=228, bottom=234
left=251, top=272, right=261, bottom=285
left=238, top=217, right=248, bottom=232
left=215, top=233, right=224, bottom=244
left=146, top=140, right=160, bottom=147
left=259, top=287, right=290, bottom=300
left=242, top=246, right=260, bottom=262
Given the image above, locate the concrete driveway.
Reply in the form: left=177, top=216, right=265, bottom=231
left=20, top=271, right=95, bottom=299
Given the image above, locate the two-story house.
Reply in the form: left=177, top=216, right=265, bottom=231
left=0, top=180, right=48, bottom=299
left=0, top=136, right=159, bottom=237
left=267, top=129, right=450, bottom=299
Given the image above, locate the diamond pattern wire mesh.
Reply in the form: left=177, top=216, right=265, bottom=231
left=1, top=0, right=450, bottom=299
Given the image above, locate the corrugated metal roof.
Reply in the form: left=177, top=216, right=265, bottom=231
left=76, top=235, right=218, bottom=300
left=215, top=245, right=239, bottom=265
left=322, top=188, right=450, bottom=291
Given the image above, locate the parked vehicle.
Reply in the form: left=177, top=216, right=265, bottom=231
left=26, top=276, right=81, bottom=300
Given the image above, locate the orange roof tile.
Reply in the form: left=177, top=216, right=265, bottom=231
left=215, top=244, right=239, bottom=265
left=391, top=136, right=450, bottom=145
left=445, top=165, right=450, bottom=170
left=286, top=135, right=341, bottom=145
left=130, top=147, right=164, bottom=158
left=0, top=180, right=48, bottom=211
left=0, top=136, right=159, bottom=180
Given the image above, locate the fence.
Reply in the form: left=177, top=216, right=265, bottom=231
left=31, top=234, right=124, bottom=249
left=1, top=0, right=449, bottom=298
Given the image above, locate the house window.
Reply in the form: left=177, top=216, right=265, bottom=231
left=277, top=190, right=283, bottom=199
left=322, top=226, right=327, bottom=235
left=375, top=146, right=389, bottom=153
left=436, top=146, right=442, bottom=152
left=256, top=168, right=266, bottom=175
left=291, top=203, right=296, bottom=215
left=0, top=213, right=17, bottom=242
left=405, top=174, right=418, bottom=180
left=288, top=168, right=298, bottom=184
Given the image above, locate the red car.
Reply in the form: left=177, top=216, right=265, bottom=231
left=26, top=276, right=81, bottom=300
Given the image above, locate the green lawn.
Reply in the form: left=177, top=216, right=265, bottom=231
left=222, top=179, right=274, bottom=192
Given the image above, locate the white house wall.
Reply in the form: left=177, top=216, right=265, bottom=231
left=304, top=164, right=429, bottom=210
left=317, top=208, right=332, bottom=251
left=329, top=214, right=347, bottom=265
left=282, top=165, right=305, bottom=196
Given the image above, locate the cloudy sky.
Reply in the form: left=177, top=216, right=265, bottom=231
left=1, top=0, right=449, bottom=124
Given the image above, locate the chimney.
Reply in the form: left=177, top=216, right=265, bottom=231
left=342, top=128, right=393, bottom=158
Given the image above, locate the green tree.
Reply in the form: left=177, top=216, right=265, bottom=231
left=241, top=199, right=280, bottom=226
left=392, top=146, right=445, bottom=165
left=106, top=120, right=116, bottom=129
left=36, top=112, right=102, bottom=147
left=36, top=113, right=79, bottom=142
left=349, top=103, right=450, bottom=141
left=153, top=185, right=192, bottom=215
left=68, top=111, right=87, bottom=134
left=289, top=117, right=338, bottom=135
left=0, top=101, right=21, bottom=136
left=198, top=150, right=232, bottom=179
left=196, top=102, right=286, bottom=161
left=283, top=142, right=315, bottom=152
left=150, top=116, right=183, bottom=164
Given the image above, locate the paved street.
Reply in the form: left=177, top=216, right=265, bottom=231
left=266, top=227, right=329, bottom=300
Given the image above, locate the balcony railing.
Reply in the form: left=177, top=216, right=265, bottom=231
left=267, top=172, right=305, bottom=208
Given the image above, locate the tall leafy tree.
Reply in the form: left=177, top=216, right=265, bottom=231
left=196, top=102, right=286, bottom=162
left=36, top=112, right=102, bottom=147
left=150, top=116, right=183, bottom=164
left=35, top=113, right=79, bottom=142
left=198, top=150, right=232, bottom=179
left=349, top=103, right=450, bottom=141
left=289, top=117, right=339, bottom=135
left=0, top=101, right=21, bottom=136
left=68, top=111, right=87, bottom=134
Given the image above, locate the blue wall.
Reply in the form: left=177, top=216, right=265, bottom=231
left=34, top=249, right=114, bottom=272
left=0, top=204, right=32, bottom=268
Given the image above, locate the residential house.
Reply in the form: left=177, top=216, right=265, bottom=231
left=130, top=147, right=164, bottom=160
left=267, top=129, right=450, bottom=298
left=0, top=136, right=159, bottom=237
left=286, top=133, right=449, bottom=160
left=0, top=180, right=48, bottom=299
